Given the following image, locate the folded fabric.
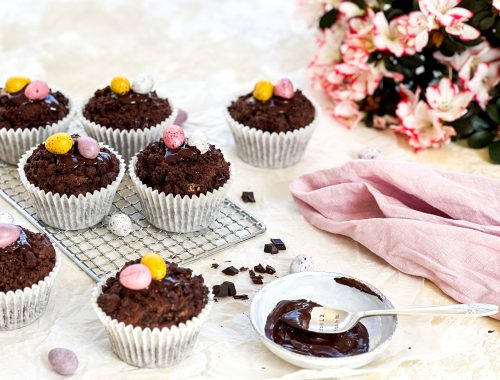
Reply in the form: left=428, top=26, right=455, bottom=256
left=290, top=160, right=500, bottom=319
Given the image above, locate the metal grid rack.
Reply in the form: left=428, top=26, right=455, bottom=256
left=0, top=162, right=266, bottom=282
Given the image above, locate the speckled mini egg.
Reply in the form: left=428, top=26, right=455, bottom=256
left=140, top=253, right=167, bottom=281
left=186, top=132, right=209, bottom=154
left=131, top=73, right=154, bottom=94
left=358, top=146, right=383, bottom=160
left=24, top=80, right=49, bottom=100
left=163, top=125, right=185, bottom=150
left=5, top=76, right=30, bottom=94
left=44, top=133, right=73, bottom=155
left=174, top=108, right=188, bottom=126
left=110, top=76, right=130, bottom=95
left=120, top=263, right=152, bottom=290
left=48, top=348, right=79, bottom=376
left=274, top=78, right=294, bottom=99
left=0, top=224, right=20, bottom=249
left=253, top=81, right=274, bottom=102
left=77, top=136, right=100, bottom=159
left=290, top=254, right=314, bottom=274
left=108, top=213, right=133, bottom=237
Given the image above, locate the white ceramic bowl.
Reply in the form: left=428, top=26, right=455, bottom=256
left=250, top=271, right=397, bottom=370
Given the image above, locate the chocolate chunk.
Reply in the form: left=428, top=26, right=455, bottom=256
left=241, top=192, right=255, bottom=203
left=212, top=284, right=229, bottom=298
left=264, top=243, right=278, bottom=254
left=211, top=263, right=219, bottom=269
left=239, top=267, right=248, bottom=272
left=222, top=281, right=237, bottom=296
left=233, top=294, right=249, bottom=300
left=270, top=239, right=286, bottom=250
left=488, top=330, right=495, bottom=333
left=254, top=264, right=266, bottom=274
left=249, top=270, right=264, bottom=285
left=222, top=266, right=239, bottom=276
left=265, top=265, right=276, bottom=275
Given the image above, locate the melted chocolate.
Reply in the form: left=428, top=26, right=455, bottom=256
left=163, top=142, right=198, bottom=163
left=265, top=300, right=369, bottom=357
left=334, top=277, right=383, bottom=302
left=55, top=135, right=115, bottom=170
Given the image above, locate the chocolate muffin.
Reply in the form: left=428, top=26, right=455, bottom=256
left=97, top=261, right=209, bottom=329
left=83, top=86, right=172, bottom=131
left=0, top=226, right=56, bottom=293
left=135, top=139, right=231, bottom=197
left=0, top=89, right=69, bottom=130
left=228, top=90, right=315, bottom=133
left=24, top=135, right=120, bottom=197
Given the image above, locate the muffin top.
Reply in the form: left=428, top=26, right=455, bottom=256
left=135, top=125, right=230, bottom=197
left=24, top=133, right=121, bottom=197
left=0, top=77, right=69, bottom=130
left=0, top=224, right=56, bottom=292
left=97, top=258, right=209, bottom=329
left=228, top=78, right=315, bottom=133
left=83, top=75, right=172, bottom=130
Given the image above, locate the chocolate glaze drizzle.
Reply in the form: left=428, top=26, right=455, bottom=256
left=55, top=135, right=114, bottom=170
left=265, top=299, right=369, bottom=357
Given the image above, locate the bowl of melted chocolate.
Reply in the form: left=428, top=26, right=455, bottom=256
left=250, top=272, right=397, bottom=370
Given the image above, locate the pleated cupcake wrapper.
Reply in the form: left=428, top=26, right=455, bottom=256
left=18, top=145, right=126, bottom=230
left=79, top=96, right=178, bottom=164
left=0, top=89, right=77, bottom=165
left=129, top=156, right=233, bottom=233
left=224, top=95, right=321, bottom=169
left=91, top=276, right=214, bottom=368
left=0, top=250, right=61, bottom=330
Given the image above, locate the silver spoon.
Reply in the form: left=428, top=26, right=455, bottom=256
left=281, top=303, right=499, bottom=334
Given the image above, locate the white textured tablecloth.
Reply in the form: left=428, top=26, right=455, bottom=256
left=0, top=1, right=498, bottom=379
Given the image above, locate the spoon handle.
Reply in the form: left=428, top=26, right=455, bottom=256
left=359, top=304, right=498, bottom=318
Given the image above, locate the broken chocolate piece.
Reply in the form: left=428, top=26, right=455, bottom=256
left=249, top=270, right=264, bottom=285
left=233, top=294, right=249, bottom=300
left=211, top=263, right=219, bottom=269
left=270, top=238, right=286, bottom=250
left=264, top=243, right=278, bottom=254
left=241, top=191, right=256, bottom=203
left=265, top=265, right=276, bottom=275
left=212, top=284, right=229, bottom=298
left=239, top=267, right=248, bottom=272
left=222, top=281, right=237, bottom=296
left=222, top=266, right=239, bottom=276
left=254, top=264, right=266, bottom=274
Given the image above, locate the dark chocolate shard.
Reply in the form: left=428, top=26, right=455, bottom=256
left=270, top=238, right=286, bottom=250
left=265, top=265, right=276, bottom=275
left=254, top=264, right=266, bottom=273
left=211, top=263, right=219, bottom=269
left=264, top=243, right=278, bottom=254
left=241, top=191, right=256, bottom=203
left=222, top=266, right=239, bottom=276
left=222, top=281, right=237, bottom=296
left=233, top=294, right=249, bottom=300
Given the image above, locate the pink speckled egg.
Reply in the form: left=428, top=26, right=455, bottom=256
left=0, top=224, right=20, bottom=249
left=163, top=124, right=185, bottom=150
left=174, top=109, right=188, bottom=126
left=274, top=78, right=295, bottom=99
left=119, top=264, right=152, bottom=290
left=77, top=136, right=100, bottom=159
left=24, top=80, right=50, bottom=100
left=48, top=348, right=79, bottom=376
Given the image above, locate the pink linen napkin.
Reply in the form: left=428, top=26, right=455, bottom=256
left=290, top=160, right=500, bottom=319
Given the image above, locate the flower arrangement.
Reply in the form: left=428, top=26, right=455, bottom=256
left=302, top=0, right=500, bottom=162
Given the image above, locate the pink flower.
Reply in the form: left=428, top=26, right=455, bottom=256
left=494, top=0, right=500, bottom=11
left=406, top=11, right=432, bottom=51
left=373, top=12, right=408, bottom=57
left=419, top=0, right=479, bottom=41
left=425, top=78, right=473, bottom=121
left=372, top=114, right=400, bottom=130
left=396, top=87, right=422, bottom=120
left=332, top=100, right=363, bottom=129
left=466, top=62, right=500, bottom=108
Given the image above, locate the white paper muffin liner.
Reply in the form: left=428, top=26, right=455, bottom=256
left=91, top=274, right=214, bottom=368
left=0, top=249, right=61, bottom=330
left=79, top=95, right=178, bottom=163
left=17, top=145, right=126, bottom=230
left=0, top=89, right=77, bottom=165
left=129, top=155, right=232, bottom=233
left=224, top=95, right=321, bottom=169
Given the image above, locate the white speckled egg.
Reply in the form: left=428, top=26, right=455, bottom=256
left=290, top=255, right=314, bottom=274
left=131, top=73, right=154, bottom=94
left=187, top=132, right=210, bottom=154
left=358, top=147, right=383, bottom=160
left=108, top=213, right=133, bottom=237
left=0, top=212, right=14, bottom=224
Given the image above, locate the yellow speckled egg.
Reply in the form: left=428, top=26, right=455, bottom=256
left=5, top=76, right=31, bottom=94
left=253, top=81, right=274, bottom=102
left=110, top=76, right=130, bottom=95
left=140, top=253, right=167, bottom=281
left=45, top=133, right=73, bottom=155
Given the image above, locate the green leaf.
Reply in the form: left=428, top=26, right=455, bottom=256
left=486, top=103, right=500, bottom=123
left=319, top=8, right=339, bottom=30
left=471, top=115, right=493, bottom=131
left=468, top=131, right=494, bottom=149
left=451, top=117, right=475, bottom=138
left=479, top=17, right=496, bottom=31
left=489, top=140, right=500, bottom=163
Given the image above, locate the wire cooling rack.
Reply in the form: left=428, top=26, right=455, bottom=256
left=0, top=162, right=266, bottom=282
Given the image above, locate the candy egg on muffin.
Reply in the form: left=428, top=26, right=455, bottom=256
left=226, top=77, right=319, bottom=168
left=92, top=254, right=213, bottom=367
left=18, top=133, right=125, bottom=230
left=0, top=76, right=74, bottom=165
left=129, top=124, right=232, bottom=233
left=81, top=74, right=178, bottom=162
